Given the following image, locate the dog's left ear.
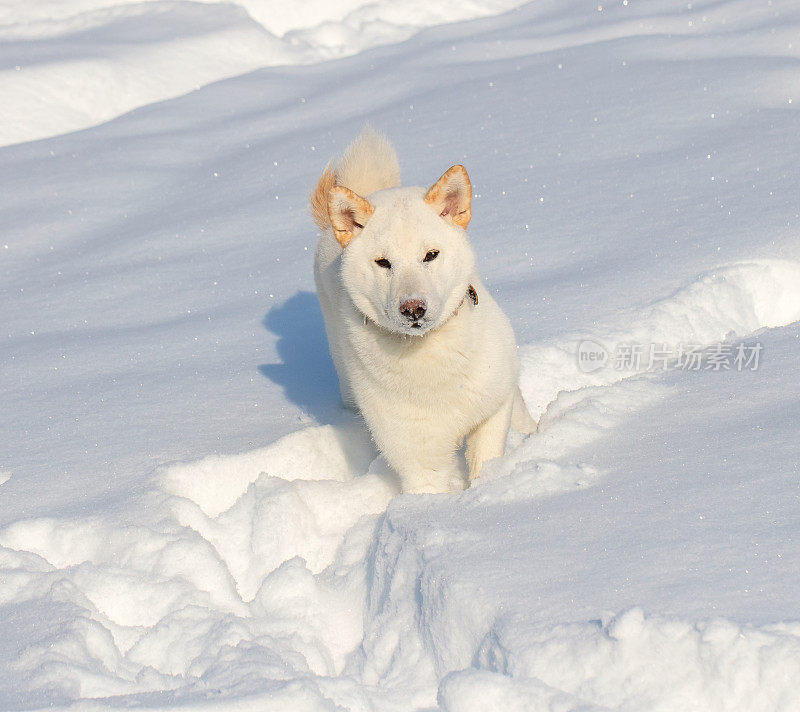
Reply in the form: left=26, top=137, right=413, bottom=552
left=328, top=185, right=374, bottom=247
left=424, top=164, right=472, bottom=229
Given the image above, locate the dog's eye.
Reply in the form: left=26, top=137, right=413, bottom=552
left=423, top=250, right=439, bottom=262
left=375, top=258, right=392, bottom=269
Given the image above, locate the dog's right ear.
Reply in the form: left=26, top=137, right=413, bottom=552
left=327, top=186, right=375, bottom=247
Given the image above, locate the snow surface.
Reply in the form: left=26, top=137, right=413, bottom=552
left=0, top=0, right=528, bottom=146
left=2, top=0, right=800, bottom=709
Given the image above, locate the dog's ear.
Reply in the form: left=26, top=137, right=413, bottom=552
left=328, top=186, right=375, bottom=247
left=424, top=164, right=471, bottom=229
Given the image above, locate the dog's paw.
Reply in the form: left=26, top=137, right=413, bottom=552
left=404, top=483, right=444, bottom=495
left=402, top=471, right=465, bottom=495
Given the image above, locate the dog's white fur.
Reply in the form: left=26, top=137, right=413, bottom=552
left=312, top=127, right=534, bottom=493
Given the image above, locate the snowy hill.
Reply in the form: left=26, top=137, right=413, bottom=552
left=1, top=0, right=800, bottom=710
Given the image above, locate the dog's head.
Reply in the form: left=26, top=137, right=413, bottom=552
left=329, top=165, right=476, bottom=336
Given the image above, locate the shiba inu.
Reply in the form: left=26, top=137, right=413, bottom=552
left=311, top=127, right=534, bottom=493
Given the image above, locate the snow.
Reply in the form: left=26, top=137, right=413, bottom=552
left=2, top=0, right=800, bottom=709
left=0, top=0, right=529, bottom=146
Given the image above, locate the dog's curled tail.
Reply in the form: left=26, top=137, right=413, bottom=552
left=310, top=125, right=400, bottom=230
left=336, top=125, right=400, bottom=197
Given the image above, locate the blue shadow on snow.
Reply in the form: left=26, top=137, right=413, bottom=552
left=259, top=291, right=342, bottom=422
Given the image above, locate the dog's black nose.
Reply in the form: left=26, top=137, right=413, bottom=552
left=400, top=298, right=426, bottom=321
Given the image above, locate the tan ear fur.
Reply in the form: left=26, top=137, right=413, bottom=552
left=424, top=164, right=472, bottom=229
left=310, top=164, right=337, bottom=230
left=327, top=186, right=374, bottom=248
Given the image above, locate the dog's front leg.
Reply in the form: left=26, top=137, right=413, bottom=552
left=465, top=392, right=514, bottom=484
left=367, top=417, right=463, bottom=494
left=391, top=441, right=464, bottom=494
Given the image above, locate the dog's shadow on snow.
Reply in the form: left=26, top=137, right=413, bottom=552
left=259, top=291, right=343, bottom=423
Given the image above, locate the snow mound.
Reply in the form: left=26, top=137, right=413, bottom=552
left=441, top=610, right=800, bottom=712
left=519, top=259, right=800, bottom=418
left=0, top=415, right=395, bottom=706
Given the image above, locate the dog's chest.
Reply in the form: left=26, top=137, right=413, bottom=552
left=349, top=314, right=487, bottom=407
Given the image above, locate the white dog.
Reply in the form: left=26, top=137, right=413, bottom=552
left=311, top=127, right=534, bottom=493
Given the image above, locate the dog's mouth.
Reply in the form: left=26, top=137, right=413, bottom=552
left=367, top=305, right=443, bottom=335
left=392, top=318, right=432, bottom=336
left=366, top=309, right=434, bottom=335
